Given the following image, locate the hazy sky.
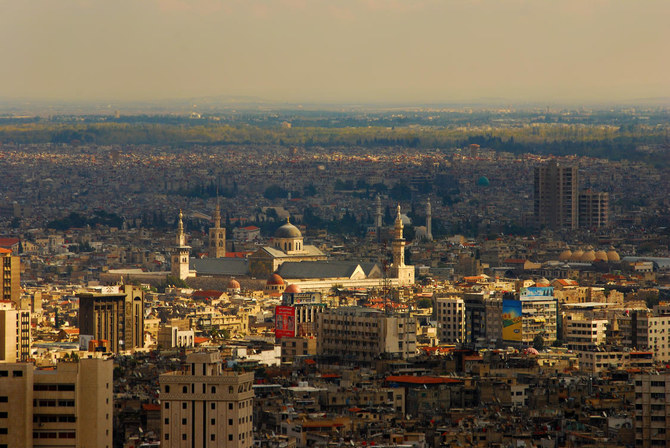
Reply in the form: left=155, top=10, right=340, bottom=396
left=1, top=0, right=668, bottom=104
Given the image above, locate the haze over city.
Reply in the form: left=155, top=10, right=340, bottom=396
left=1, top=0, right=669, bottom=105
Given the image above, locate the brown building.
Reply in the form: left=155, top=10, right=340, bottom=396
left=77, top=285, right=145, bottom=353
left=0, top=358, right=113, bottom=448
left=534, top=160, right=579, bottom=230
left=579, top=190, right=609, bottom=229
left=0, top=248, right=20, bottom=306
left=159, top=352, right=254, bottom=448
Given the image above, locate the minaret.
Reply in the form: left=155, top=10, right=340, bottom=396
left=392, top=205, right=405, bottom=266
left=375, top=194, right=383, bottom=229
left=208, top=200, right=226, bottom=258
left=171, top=210, right=191, bottom=280
left=426, top=197, right=433, bottom=241
left=390, top=205, right=414, bottom=285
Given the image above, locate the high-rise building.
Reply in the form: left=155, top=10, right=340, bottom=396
left=317, top=307, right=417, bottom=364
left=534, top=160, right=579, bottom=230
left=0, top=301, right=30, bottom=362
left=435, top=297, right=465, bottom=344
left=0, top=358, right=113, bottom=448
left=159, top=352, right=254, bottom=448
left=209, top=201, right=226, bottom=258
left=463, top=292, right=502, bottom=348
left=634, top=372, right=670, bottom=447
left=77, top=285, right=144, bottom=353
left=0, top=248, right=20, bottom=306
left=578, top=190, right=609, bottom=229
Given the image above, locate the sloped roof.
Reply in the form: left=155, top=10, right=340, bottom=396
left=276, top=260, right=364, bottom=279
left=190, top=258, right=249, bottom=276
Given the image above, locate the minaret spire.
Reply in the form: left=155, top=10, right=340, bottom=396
left=375, top=194, right=382, bottom=228
left=176, top=209, right=185, bottom=246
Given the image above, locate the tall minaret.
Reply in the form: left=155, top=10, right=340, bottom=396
left=391, top=205, right=414, bottom=285
left=392, top=204, right=405, bottom=267
left=171, top=210, right=191, bottom=280
left=426, top=197, right=433, bottom=241
left=375, top=194, right=383, bottom=229
left=208, top=200, right=226, bottom=258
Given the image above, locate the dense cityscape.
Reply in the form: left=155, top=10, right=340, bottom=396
left=0, top=106, right=669, bottom=448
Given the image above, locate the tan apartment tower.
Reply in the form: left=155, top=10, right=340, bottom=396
left=0, top=301, right=30, bottom=362
left=0, top=358, right=113, bottom=448
left=209, top=201, right=226, bottom=258
left=78, top=285, right=144, bottom=353
left=534, top=160, right=579, bottom=230
left=160, top=352, right=254, bottom=448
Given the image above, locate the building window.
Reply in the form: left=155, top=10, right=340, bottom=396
left=182, top=434, right=187, bottom=440
left=182, top=402, right=187, bottom=409
left=182, top=418, right=187, bottom=425
left=164, top=418, right=169, bottom=425
left=165, top=386, right=170, bottom=393
left=211, top=419, right=215, bottom=425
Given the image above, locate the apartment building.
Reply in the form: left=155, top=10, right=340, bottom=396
left=160, top=352, right=254, bottom=448
left=0, top=248, right=20, bottom=306
left=77, top=285, right=144, bottom=353
left=435, top=297, right=466, bottom=344
left=634, top=372, right=670, bottom=448
left=0, top=358, right=113, bottom=448
left=317, top=307, right=417, bottom=364
left=0, top=301, right=30, bottom=362
left=563, top=314, right=608, bottom=351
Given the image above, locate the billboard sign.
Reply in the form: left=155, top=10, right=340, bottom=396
left=502, top=299, right=522, bottom=342
left=520, top=286, right=554, bottom=298
left=275, top=306, right=296, bottom=339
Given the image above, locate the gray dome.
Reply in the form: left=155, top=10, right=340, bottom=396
left=275, top=221, right=302, bottom=238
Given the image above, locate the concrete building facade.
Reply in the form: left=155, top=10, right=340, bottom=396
left=0, top=358, right=113, bottom=448
left=160, top=352, right=254, bottom=448
left=317, top=307, right=417, bottom=364
left=78, top=285, right=145, bottom=353
left=534, top=160, right=579, bottom=230
left=0, top=301, right=30, bottom=362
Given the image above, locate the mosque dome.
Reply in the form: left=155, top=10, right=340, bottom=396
left=570, top=249, right=584, bottom=261
left=607, top=247, right=620, bottom=262
left=284, top=284, right=302, bottom=294
left=558, top=249, right=573, bottom=261
left=227, top=279, right=241, bottom=290
left=266, top=273, right=285, bottom=286
left=275, top=220, right=302, bottom=238
left=580, top=250, right=596, bottom=262
left=477, top=176, right=490, bottom=187
left=594, top=250, right=608, bottom=262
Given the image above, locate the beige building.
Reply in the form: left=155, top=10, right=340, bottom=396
left=77, top=285, right=145, bottom=353
left=0, top=358, right=113, bottom=448
left=634, top=372, right=670, bottom=448
left=435, top=297, right=466, bottom=344
left=563, top=313, right=608, bottom=351
left=0, top=248, right=20, bottom=306
left=280, top=336, right=317, bottom=364
left=0, top=301, right=30, bottom=362
left=160, top=352, right=254, bottom=448
left=317, top=307, right=417, bottom=364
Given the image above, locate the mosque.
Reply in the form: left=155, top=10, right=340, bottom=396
left=180, top=202, right=416, bottom=293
